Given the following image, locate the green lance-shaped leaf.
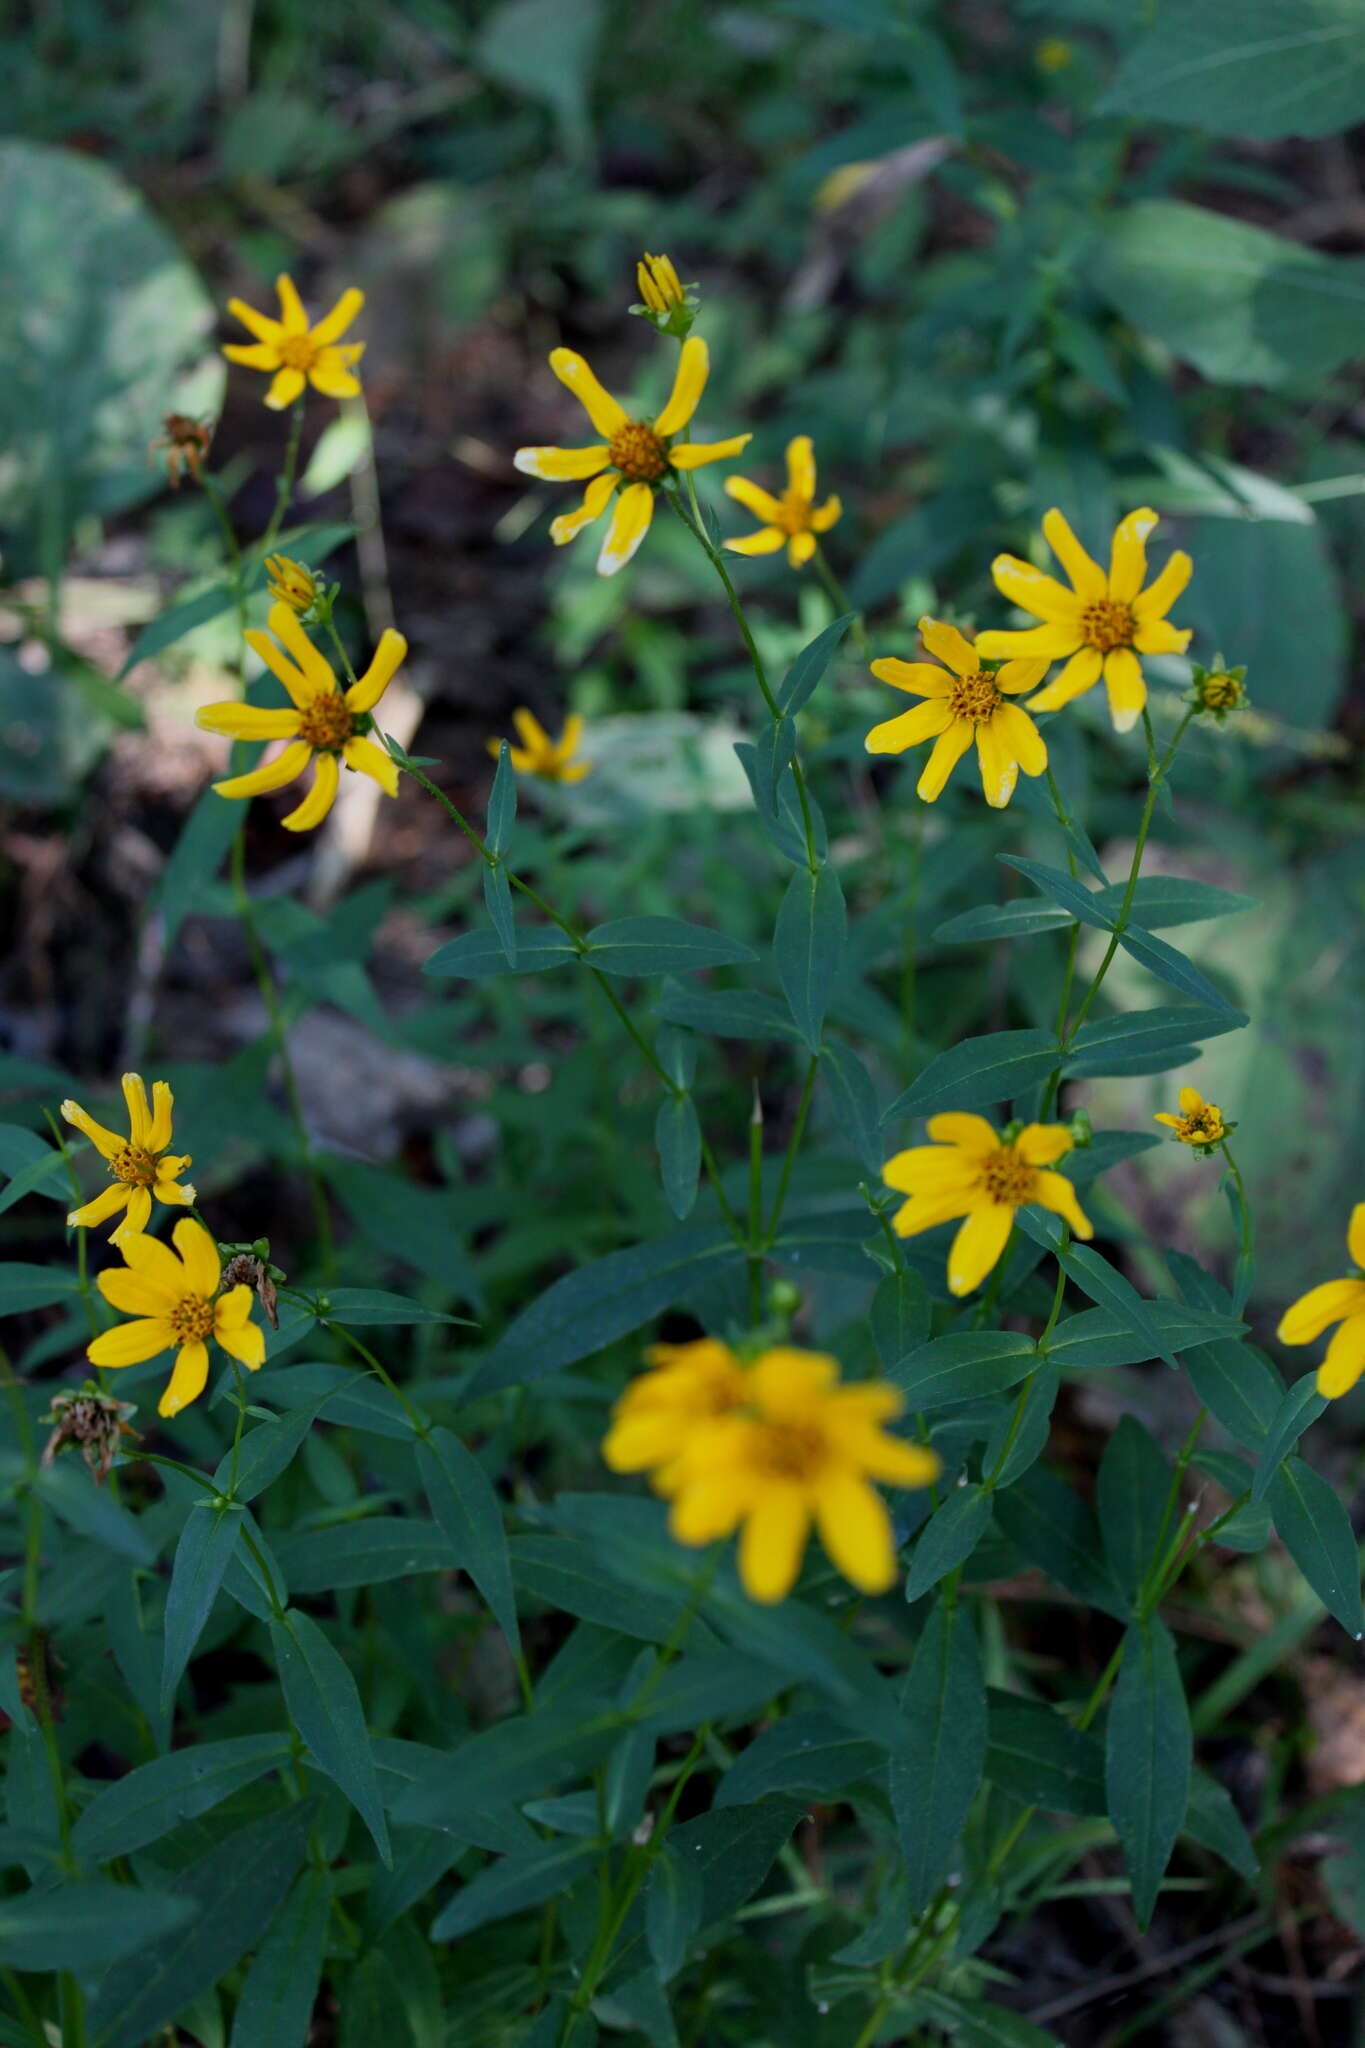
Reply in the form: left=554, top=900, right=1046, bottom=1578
left=645, top=1838, right=705, bottom=1984
left=819, top=1037, right=883, bottom=1176
left=903, top=1483, right=993, bottom=1604
left=1106, top=1614, right=1191, bottom=1930
left=981, top=1361, right=1059, bottom=1490
left=72, top=1732, right=294, bottom=1862
left=883, top=1028, right=1060, bottom=1122
left=653, top=984, right=802, bottom=1042
left=1017, top=1216, right=1182, bottom=1372
left=430, top=1837, right=603, bottom=1942
left=88, top=1802, right=313, bottom=2048
left=0, top=1263, right=85, bottom=1314
left=715, top=1711, right=884, bottom=1810
left=583, top=914, right=759, bottom=977
left=984, top=1692, right=1105, bottom=1816
left=994, top=1465, right=1127, bottom=1617
left=888, top=1330, right=1038, bottom=1413
left=486, top=737, right=517, bottom=854
left=1117, top=923, right=1242, bottom=1017
left=934, top=900, right=1072, bottom=946
left=1251, top=1376, right=1329, bottom=1504
left=1092, top=876, right=1257, bottom=929
left=655, top=1091, right=701, bottom=1219
left=997, top=855, right=1116, bottom=931
left=161, top=1498, right=245, bottom=1710
left=891, top=1595, right=987, bottom=1914
left=0, top=1880, right=194, bottom=1970
left=1267, top=1456, right=1365, bottom=1636
left=778, top=612, right=855, bottom=713
left=424, top=926, right=579, bottom=978
left=228, top=1865, right=331, bottom=2048
left=1044, top=1303, right=1247, bottom=1372
left=1098, top=1416, right=1174, bottom=1610
left=1184, top=1767, right=1259, bottom=1884
left=483, top=860, right=516, bottom=967
left=270, top=1609, right=391, bottom=1863
left=275, top=1518, right=455, bottom=1592
left=774, top=862, right=846, bottom=1050
left=911, top=1988, right=1064, bottom=2047
left=416, top=1426, right=520, bottom=1656
left=870, top=1266, right=931, bottom=1370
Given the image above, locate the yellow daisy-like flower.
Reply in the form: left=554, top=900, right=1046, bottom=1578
left=884, top=1114, right=1093, bottom=1297
left=222, top=274, right=365, bottom=411
left=487, top=709, right=591, bottom=784
left=514, top=339, right=751, bottom=577
left=603, top=1338, right=750, bottom=1495
left=976, top=507, right=1192, bottom=734
left=62, top=1075, right=195, bottom=1244
left=1277, top=1204, right=1365, bottom=1401
left=866, top=617, right=1049, bottom=809
left=1154, top=1086, right=1226, bottom=1147
left=196, top=603, right=407, bottom=833
left=724, top=436, right=842, bottom=569
left=263, top=554, right=320, bottom=614
left=614, top=1343, right=939, bottom=1605
left=88, top=1219, right=265, bottom=1419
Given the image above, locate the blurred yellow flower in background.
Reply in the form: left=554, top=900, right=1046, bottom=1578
left=603, top=1338, right=749, bottom=1493
left=89, top=1219, right=265, bottom=1418
left=866, top=617, right=1049, bottom=808
left=487, top=709, right=592, bottom=784
left=223, top=274, right=365, bottom=409
left=885, top=1114, right=1092, bottom=1296
left=1277, top=1204, right=1365, bottom=1400
left=62, top=1075, right=195, bottom=1242
left=1154, top=1086, right=1226, bottom=1146
left=725, top=436, right=842, bottom=568
left=197, top=603, right=407, bottom=832
left=977, top=508, right=1192, bottom=734
left=514, top=339, right=750, bottom=576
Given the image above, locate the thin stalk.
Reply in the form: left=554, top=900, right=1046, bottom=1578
left=763, top=1055, right=819, bottom=1241
left=259, top=399, right=305, bottom=556
left=811, top=543, right=868, bottom=654
left=42, top=1109, right=99, bottom=1344
left=747, top=1084, right=764, bottom=1323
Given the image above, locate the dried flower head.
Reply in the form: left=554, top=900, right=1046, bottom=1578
left=150, top=413, right=213, bottom=488
left=41, top=1383, right=140, bottom=1483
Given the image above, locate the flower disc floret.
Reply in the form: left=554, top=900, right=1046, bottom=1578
left=865, top=617, right=1049, bottom=810
left=1154, top=1086, right=1226, bottom=1147
left=62, top=1073, right=195, bottom=1242
left=883, top=1113, right=1093, bottom=1297
left=1276, top=1203, right=1365, bottom=1400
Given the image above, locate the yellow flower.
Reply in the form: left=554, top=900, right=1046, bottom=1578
left=636, top=252, right=686, bottom=316
left=1036, top=36, right=1073, bottom=72
left=88, top=1218, right=265, bottom=1419
left=62, top=1075, right=195, bottom=1244
left=197, top=602, right=407, bottom=833
left=264, top=554, right=320, bottom=614
left=626, top=1344, right=940, bottom=1605
left=884, top=1114, right=1093, bottom=1297
left=866, top=616, right=1049, bottom=809
left=222, top=274, right=365, bottom=410
left=514, top=339, right=751, bottom=576
left=1277, top=1204, right=1365, bottom=1401
left=487, top=708, right=591, bottom=784
left=976, top=508, right=1192, bottom=734
left=1154, top=1086, right=1226, bottom=1146
left=724, top=437, right=842, bottom=569
left=603, top=1338, right=750, bottom=1495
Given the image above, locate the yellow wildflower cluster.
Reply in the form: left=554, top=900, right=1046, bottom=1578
left=604, top=1339, right=939, bottom=1603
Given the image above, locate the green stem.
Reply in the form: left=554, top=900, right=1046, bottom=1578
left=1043, top=766, right=1081, bottom=1038
left=1219, top=1138, right=1254, bottom=1313
left=763, top=1055, right=819, bottom=1242
left=260, top=399, right=305, bottom=557
left=811, top=543, right=868, bottom=654
left=747, top=1084, right=765, bottom=1323
left=321, top=1319, right=429, bottom=1435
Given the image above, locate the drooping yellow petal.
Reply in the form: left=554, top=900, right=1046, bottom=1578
left=1318, top=1312, right=1365, bottom=1401
left=989, top=556, right=1085, bottom=623
left=655, top=336, right=709, bottom=437
left=281, top=751, right=341, bottom=832
left=514, top=444, right=612, bottom=481
left=89, top=1317, right=174, bottom=1368
left=815, top=1471, right=896, bottom=1593
left=976, top=621, right=1082, bottom=663
left=1348, top=1203, right=1365, bottom=1271
left=869, top=658, right=953, bottom=698
left=1015, top=1123, right=1073, bottom=1167
left=1042, top=508, right=1106, bottom=598
left=917, top=616, right=981, bottom=678
left=726, top=526, right=787, bottom=556
left=154, top=1177, right=196, bottom=1208
left=725, top=476, right=786, bottom=524
left=67, top=1184, right=130, bottom=1230
left=1103, top=647, right=1146, bottom=733
left=865, top=700, right=954, bottom=754
left=788, top=531, right=816, bottom=568
left=214, top=740, right=313, bottom=800
left=891, top=1189, right=981, bottom=1237
left=265, top=367, right=307, bottom=411
left=172, top=1218, right=221, bottom=1297
left=926, top=1113, right=1000, bottom=1154
left=227, top=297, right=283, bottom=346
left=669, top=434, right=752, bottom=470
left=596, top=481, right=655, bottom=577
left=1033, top=1170, right=1094, bottom=1240
left=196, top=703, right=304, bottom=741
left=669, top=1470, right=752, bottom=1545
left=550, top=470, right=618, bottom=546
left=738, top=1483, right=810, bottom=1604
left=308, top=351, right=364, bottom=400
left=786, top=436, right=816, bottom=503
left=975, top=717, right=1019, bottom=809
left=548, top=349, right=629, bottom=437
left=216, top=1303, right=266, bottom=1370
left=343, top=735, right=399, bottom=796
left=810, top=494, right=842, bottom=534
left=160, top=1342, right=210, bottom=1418
left=1278, top=1277, right=1365, bottom=1346
left=345, top=628, right=408, bottom=714
left=114, top=1187, right=153, bottom=1241
left=1025, top=644, right=1103, bottom=715
left=99, top=1268, right=178, bottom=1318
left=61, top=1099, right=124, bottom=1161
left=1108, top=507, right=1157, bottom=603
left=1132, top=550, right=1192, bottom=623
left=309, top=286, right=364, bottom=348
left=915, top=718, right=974, bottom=801
left=948, top=1204, right=1014, bottom=1296
left=993, top=702, right=1047, bottom=777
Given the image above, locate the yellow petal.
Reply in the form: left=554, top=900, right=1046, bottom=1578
left=785, top=435, right=816, bottom=502
left=725, top=476, right=785, bottom=524
left=67, top=1184, right=130, bottom=1230
left=308, top=352, right=364, bottom=400
left=346, top=628, right=407, bottom=714
left=113, top=1187, right=152, bottom=1241
left=669, top=434, right=752, bottom=470
left=309, top=286, right=364, bottom=348
left=993, top=702, right=1047, bottom=778
left=1178, top=1086, right=1204, bottom=1114
left=343, top=735, right=399, bottom=796
left=61, top=1099, right=124, bottom=1161
left=1318, top=1312, right=1365, bottom=1401
left=749, top=1348, right=839, bottom=1421
left=915, top=718, right=974, bottom=801
left=275, top=274, right=309, bottom=333
left=514, top=444, right=611, bottom=481
left=512, top=708, right=550, bottom=755
left=669, top=1471, right=752, bottom=1545
left=1348, top=1203, right=1365, bottom=1270
left=1025, top=644, right=1103, bottom=714
left=882, top=1144, right=982, bottom=1194
left=216, top=1307, right=266, bottom=1370
left=815, top=1471, right=896, bottom=1593
left=976, top=621, right=1082, bottom=662
left=243, top=630, right=322, bottom=710
left=1103, top=647, right=1146, bottom=734
left=1278, top=1278, right=1365, bottom=1346
left=975, top=717, right=1019, bottom=809
left=850, top=1432, right=941, bottom=1490
left=1108, top=507, right=1157, bottom=604
left=869, top=658, right=952, bottom=698
left=926, top=1114, right=1001, bottom=1155
left=788, top=531, right=816, bottom=568
left=89, top=1317, right=174, bottom=1368
left=99, top=1269, right=178, bottom=1317
left=1034, top=1170, right=1094, bottom=1240
left=1132, top=618, right=1192, bottom=656
left=596, top=481, right=655, bottom=577
left=196, top=703, right=304, bottom=740
left=989, top=556, right=1084, bottom=624
left=726, top=525, right=787, bottom=556
left=155, top=1178, right=196, bottom=1207
left=865, top=700, right=954, bottom=755
left=121, top=1231, right=190, bottom=1294
left=1132, top=549, right=1192, bottom=623
left=550, top=469, right=618, bottom=546
left=265, top=367, right=307, bottom=411
left=160, top=1342, right=210, bottom=1418
left=226, top=296, right=283, bottom=346
left=892, top=1189, right=980, bottom=1237
left=548, top=349, right=629, bottom=437
left=655, top=336, right=709, bottom=438
left=948, top=1204, right=1014, bottom=1296
left=269, top=605, right=338, bottom=696
left=738, top=1483, right=810, bottom=1604
left=214, top=739, right=313, bottom=800
left=280, top=751, right=340, bottom=832
left=173, top=1217, right=221, bottom=1297
left=917, top=616, right=979, bottom=677
left=1015, top=1123, right=1073, bottom=1167
left=996, top=658, right=1051, bottom=695
left=810, top=494, right=842, bottom=534
left=1042, top=508, right=1106, bottom=598
left=222, top=341, right=281, bottom=370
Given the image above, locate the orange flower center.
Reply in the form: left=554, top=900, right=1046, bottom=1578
left=110, top=1146, right=157, bottom=1186
left=609, top=422, right=669, bottom=482
left=1176, top=1106, right=1222, bottom=1143
left=168, top=1296, right=215, bottom=1344
left=278, top=333, right=319, bottom=372
left=948, top=671, right=1002, bottom=724
left=748, top=1419, right=826, bottom=1482
left=979, top=1146, right=1037, bottom=1207
left=1080, top=598, right=1135, bottom=653
left=298, top=693, right=355, bottom=752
